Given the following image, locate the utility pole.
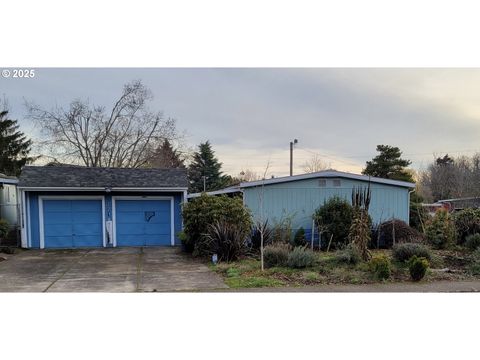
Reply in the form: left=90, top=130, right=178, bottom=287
left=202, top=176, right=207, bottom=192
left=290, top=139, right=298, bottom=176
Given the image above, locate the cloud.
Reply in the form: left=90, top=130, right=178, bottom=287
left=2, top=68, right=480, bottom=176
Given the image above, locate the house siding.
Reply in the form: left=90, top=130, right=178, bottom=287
left=25, top=191, right=183, bottom=248
left=0, top=184, right=18, bottom=227
left=243, top=177, right=410, bottom=232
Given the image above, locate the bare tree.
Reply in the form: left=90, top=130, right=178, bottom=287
left=419, top=153, right=480, bottom=202
left=238, top=168, right=261, bottom=182
left=302, top=154, right=331, bottom=173
left=26, top=80, right=180, bottom=168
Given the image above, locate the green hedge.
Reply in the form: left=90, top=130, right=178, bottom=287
left=313, top=196, right=353, bottom=249
left=426, top=209, right=456, bottom=249
left=182, top=194, right=252, bottom=256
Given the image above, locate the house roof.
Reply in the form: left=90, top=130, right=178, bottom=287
left=187, top=186, right=241, bottom=198
left=18, top=166, right=188, bottom=189
left=0, top=173, right=18, bottom=184
left=188, top=170, right=415, bottom=198
left=239, top=170, right=415, bottom=189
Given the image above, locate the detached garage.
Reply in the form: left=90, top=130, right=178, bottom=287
left=17, top=166, right=188, bottom=249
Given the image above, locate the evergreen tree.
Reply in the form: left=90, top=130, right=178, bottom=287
left=362, top=145, right=414, bottom=182
left=188, top=141, right=228, bottom=192
left=147, top=139, right=185, bottom=168
left=436, top=154, right=454, bottom=166
left=0, top=110, right=33, bottom=176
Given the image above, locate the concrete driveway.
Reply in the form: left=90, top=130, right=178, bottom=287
left=0, top=247, right=227, bottom=292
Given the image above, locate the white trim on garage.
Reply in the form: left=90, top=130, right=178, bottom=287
left=111, top=196, right=175, bottom=247
left=18, top=186, right=188, bottom=192
left=20, top=190, right=27, bottom=248
left=27, top=192, right=32, bottom=248
left=38, top=195, right=106, bottom=249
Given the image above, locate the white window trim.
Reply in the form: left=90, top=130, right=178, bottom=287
left=112, top=196, right=175, bottom=247
left=38, top=195, right=106, bottom=249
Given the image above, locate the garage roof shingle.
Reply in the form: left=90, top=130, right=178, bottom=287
left=18, top=166, right=188, bottom=189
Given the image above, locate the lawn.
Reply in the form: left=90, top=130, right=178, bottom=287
left=210, top=249, right=478, bottom=289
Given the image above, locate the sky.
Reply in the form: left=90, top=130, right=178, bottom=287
left=2, top=68, right=480, bottom=178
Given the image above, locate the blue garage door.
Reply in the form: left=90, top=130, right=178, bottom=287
left=115, top=199, right=171, bottom=246
left=43, top=199, right=103, bottom=248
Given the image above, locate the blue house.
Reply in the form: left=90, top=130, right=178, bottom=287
left=17, top=166, right=187, bottom=249
left=190, top=170, right=415, bottom=238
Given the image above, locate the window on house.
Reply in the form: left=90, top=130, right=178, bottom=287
left=333, top=179, right=341, bottom=187
left=318, top=179, right=327, bottom=187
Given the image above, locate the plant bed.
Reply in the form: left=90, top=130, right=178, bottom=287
left=209, top=249, right=480, bottom=289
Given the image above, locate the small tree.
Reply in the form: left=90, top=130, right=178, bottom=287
left=257, top=162, right=270, bottom=271
left=0, top=110, right=33, bottom=176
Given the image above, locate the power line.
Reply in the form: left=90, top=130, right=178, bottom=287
left=296, top=147, right=362, bottom=167
left=296, top=146, right=480, bottom=163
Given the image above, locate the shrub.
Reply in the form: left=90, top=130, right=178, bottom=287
left=264, top=244, right=290, bottom=268
left=369, top=255, right=391, bottom=280
left=334, top=244, right=362, bottom=265
left=205, top=220, right=249, bottom=262
left=472, top=248, right=480, bottom=260
left=0, top=247, right=16, bottom=254
left=468, top=249, right=480, bottom=275
left=453, top=209, right=480, bottom=245
left=410, top=195, right=429, bottom=232
left=372, top=219, right=424, bottom=249
left=182, top=194, right=252, bottom=256
left=249, top=220, right=273, bottom=250
left=271, top=215, right=294, bottom=244
left=425, top=209, right=456, bottom=249
left=465, top=234, right=480, bottom=251
left=392, top=243, right=432, bottom=262
left=468, top=262, right=480, bottom=276
left=408, top=256, right=429, bottom=281
left=292, top=227, right=307, bottom=247
left=0, top=219, right=9, bottom=239
left=313, top=196, right=353, bottom=249
left=177, top=231, right=188, bottom=248
left=226, top=267, right=240, bottom=277
left=287, top=246, right=316, bottom=268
